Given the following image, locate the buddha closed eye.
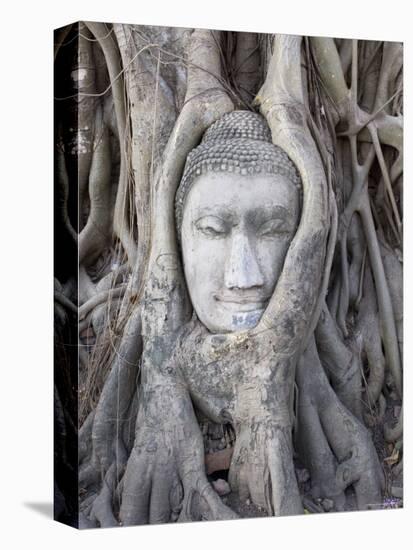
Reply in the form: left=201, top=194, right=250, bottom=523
left=194, top=206, right=295, bottom=239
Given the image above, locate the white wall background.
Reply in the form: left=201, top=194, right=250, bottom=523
left=0, top=1, right=410, bottom=548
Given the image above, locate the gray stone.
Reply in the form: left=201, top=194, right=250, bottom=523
left=212, top=479, right=231, bottom=496
left=321, top=498, right=334, bottom=512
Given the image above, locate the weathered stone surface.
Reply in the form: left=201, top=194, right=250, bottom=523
left=212, top=479, right=231, bottom=496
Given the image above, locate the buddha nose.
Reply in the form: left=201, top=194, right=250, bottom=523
left=224, top=232, right=264, bottom=290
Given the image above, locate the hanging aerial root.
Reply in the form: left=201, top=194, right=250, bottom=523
left=379, top=233, right=403, bottom=357
left=357, top=267, right=386, bottom=407
left=55, top=146, right=77, bottom=243
left=232, top=32, right=261, bottom=108
left=78, top=120, right=113, bottom=266
left=309, top=37, right=349, bottom=121
left=358, top=192, right=402, bottom=397
left=85, top=21, right=137, bottom=266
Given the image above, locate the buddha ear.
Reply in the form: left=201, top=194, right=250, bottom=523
left=253, top=35, right=333, bottom=354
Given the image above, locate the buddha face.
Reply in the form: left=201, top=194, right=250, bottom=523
left=181, top=172, right=300, bottom=333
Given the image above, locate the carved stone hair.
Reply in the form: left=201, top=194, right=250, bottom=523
left=175, top=110, right=302, bottom=235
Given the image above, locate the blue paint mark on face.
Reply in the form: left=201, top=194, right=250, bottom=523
left=232, top=310, right=262, bottom=330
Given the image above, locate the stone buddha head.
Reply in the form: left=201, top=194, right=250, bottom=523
left=176, top=111, right=302, bottom=334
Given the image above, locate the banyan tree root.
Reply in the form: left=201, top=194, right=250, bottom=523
left=119, top=375, right=238, bottom=524
left=315, top=304, right=363, bottom=421
left=83, top=313, right=298, bottom=522
left=85, top=22, right=137, bottom=266
left=295, top=336, right=384, bottom=511
left=309, top=37, right=403, bottom=401
left=174, top=319, right=303, bottom=516
left=79, top=307, right=142, bottom=526
left=356, top=266, right=386, bottom=408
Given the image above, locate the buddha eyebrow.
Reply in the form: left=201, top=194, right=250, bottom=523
left=248, top=205, right=292, bottom=224
left=192, top=206, right=235, bottom=222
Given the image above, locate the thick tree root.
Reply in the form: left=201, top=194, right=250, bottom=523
left=229, top=421, right=302, bottom=515
left=119, top=381, right=238, bottom=525
left=357, top=267, right=386, bottom=407
left=316, top=304, right=363, bottom=420
left=296, top=337, right=384, bottom=510
left=175, top=319, right=304, bottom=516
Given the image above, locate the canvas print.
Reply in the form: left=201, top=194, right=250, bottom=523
left=54, top=21, right=403, bottom=528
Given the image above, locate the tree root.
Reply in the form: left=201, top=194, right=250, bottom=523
left=384, top=405, right=403, bottom=443
left=119, top=381, right=238, bottom=525
left=316, top=304, right=363, bottom=420
left=255, top=34, right=329, bottom=354
left=113, top=24, right=178, bottom=297
left=85, top=22, right=137, bottom=266
left=296, top=336, right=384, bottom=510
left=78, top=118, right=113, bottom=266
left=229, top=421, right=302, bottom=515
left=358, top=192, right=402, bottom=397
left=357, top=267, right=386, bottom=406
left=176, top=319, right=303, bottom=516
left=79, top=285, right=126, bottom=321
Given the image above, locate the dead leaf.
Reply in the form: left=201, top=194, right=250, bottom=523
left=384, top=447, right=400, bottom=465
